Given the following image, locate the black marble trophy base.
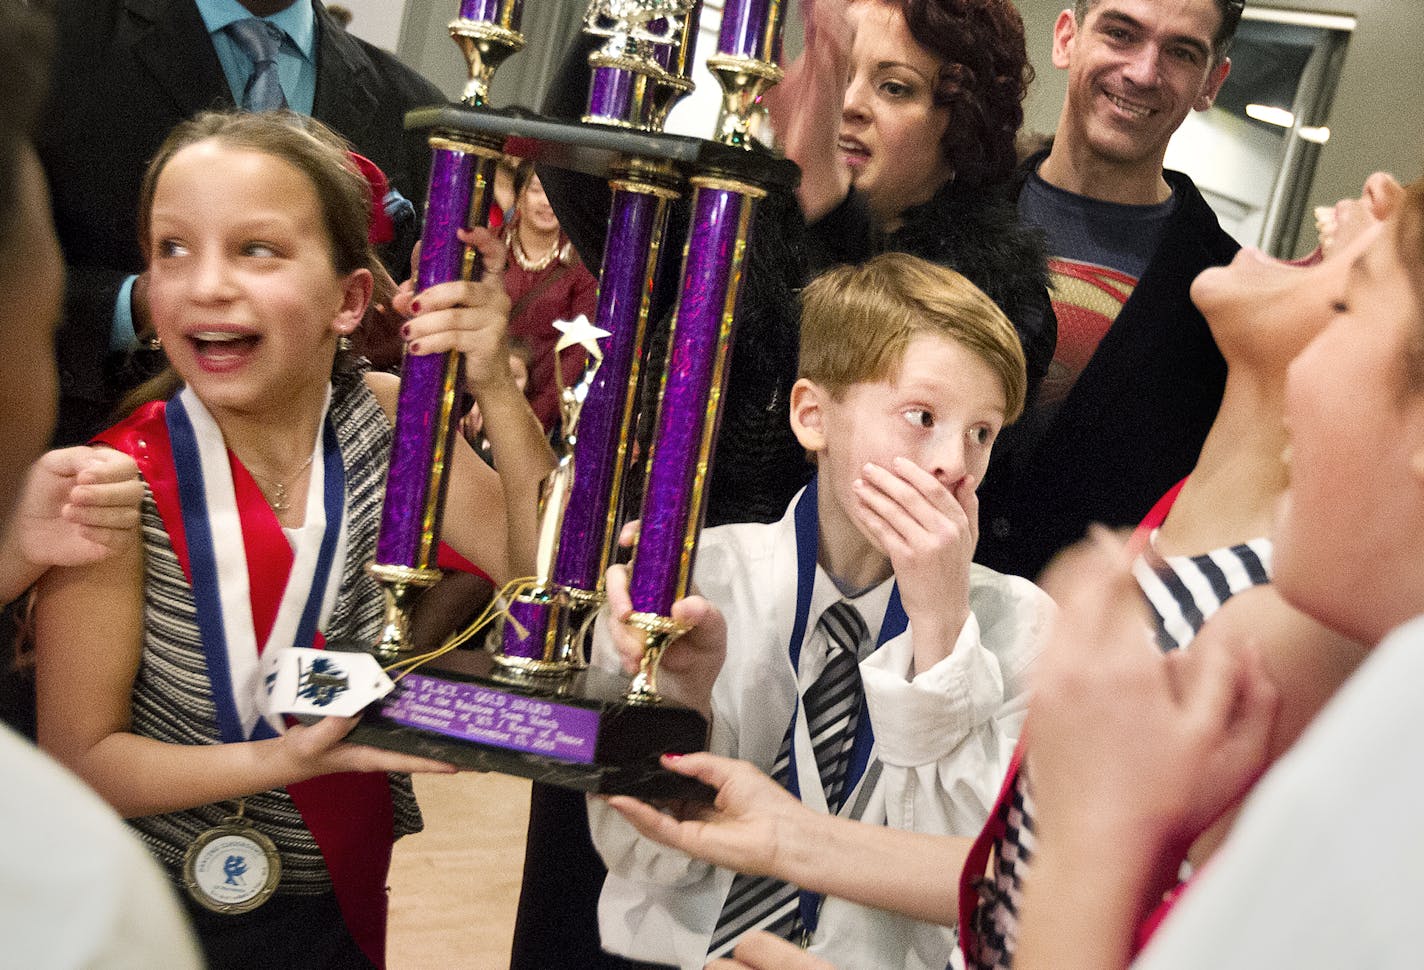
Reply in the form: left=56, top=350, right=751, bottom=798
left=340, top=646, right=714, bottom=802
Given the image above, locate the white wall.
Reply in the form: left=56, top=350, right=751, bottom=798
left=1164, top=107, right=1286, bottom=245
left=332, top=0, right=407, bottom=53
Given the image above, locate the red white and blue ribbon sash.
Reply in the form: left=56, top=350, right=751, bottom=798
left=166, top=385, right=346, bottom=742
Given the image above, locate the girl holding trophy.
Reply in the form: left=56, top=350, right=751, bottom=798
left=31, top=111, right=552, bottom=970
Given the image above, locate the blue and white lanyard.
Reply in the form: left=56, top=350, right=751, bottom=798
left=782, top=476, right=907, bottom=935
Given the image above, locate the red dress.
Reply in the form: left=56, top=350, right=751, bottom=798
left=502, top=236, right=599, bottom=433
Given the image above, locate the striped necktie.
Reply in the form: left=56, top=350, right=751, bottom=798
left=707, top=601, right=870, bottom=957
left=225, top=18, right=289, bottom=111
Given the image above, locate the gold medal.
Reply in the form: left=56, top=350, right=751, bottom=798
left=182, top=801, right=281, bottom=914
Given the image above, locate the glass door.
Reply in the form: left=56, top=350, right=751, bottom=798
left=1163, top=8, right=1355, bottom=257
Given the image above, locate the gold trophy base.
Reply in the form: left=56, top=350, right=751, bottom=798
left=368, top=564, right=442, bottom=664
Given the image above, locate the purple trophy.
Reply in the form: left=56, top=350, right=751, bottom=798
left=344, top=0, right=734, bottom=801
left=624, top=0, right=786, bottom=699
left=367, top=2, right=523, bottom=661
left=492, top=0, right=699, bottom=677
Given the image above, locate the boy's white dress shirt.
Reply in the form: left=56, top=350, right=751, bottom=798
left=589, top=491, right=1054, bottom=970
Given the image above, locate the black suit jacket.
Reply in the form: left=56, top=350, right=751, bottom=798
left=973, top=159, right=1238, bottom=581
left=38, top=0, right=444, bottom=445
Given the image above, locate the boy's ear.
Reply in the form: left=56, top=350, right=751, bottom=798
left=334, top=267, right=374, bottom=336
left=789, top=378, right=830, bottom=453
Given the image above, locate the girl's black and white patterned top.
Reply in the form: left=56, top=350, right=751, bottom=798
left=964, top=533, right=1273, bottom=970
left=126, top=372, right=422, bottom=895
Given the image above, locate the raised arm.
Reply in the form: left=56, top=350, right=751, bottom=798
left=769, top=0, right=855, bottom=223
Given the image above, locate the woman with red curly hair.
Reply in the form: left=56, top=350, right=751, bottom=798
left=778, top=0, right=1055, bottom=399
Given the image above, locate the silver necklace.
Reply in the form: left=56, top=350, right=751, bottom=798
left=247, top=453, right=315, bottom=513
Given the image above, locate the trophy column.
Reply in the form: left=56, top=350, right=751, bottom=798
left=495, top=2, right=701, bottom=672
left=625, top=0, right=785, bottom=699
left=368, top=1, right=523, bottom=662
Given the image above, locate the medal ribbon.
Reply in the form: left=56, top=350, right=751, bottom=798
left=166, top=387, right=345, bottom=741
left=782, top=477, right=908, bottom=937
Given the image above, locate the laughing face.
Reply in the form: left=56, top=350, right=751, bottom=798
left=838, top=1, right=954, bottom=226
left=145, top=140, right=369, bottom=422
left=1053, top=0, right=1230, bottom=171
left=517, top=173, right=560, bottom=236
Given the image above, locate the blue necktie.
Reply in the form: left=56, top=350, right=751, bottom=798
left=225, top=18, right=289, bottom=111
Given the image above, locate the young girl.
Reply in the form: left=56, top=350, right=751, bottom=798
left=1014, top=176, right=1424, bottom=969
left=32, top=111, right=553, bottom=970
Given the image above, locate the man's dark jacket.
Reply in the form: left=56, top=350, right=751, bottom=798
left=974, top=153, right=1239, bottom=581
left=38, top=0, right=444, bottom=445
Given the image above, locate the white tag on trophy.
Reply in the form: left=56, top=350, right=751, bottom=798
left=265, top=648, right=395, bottom=720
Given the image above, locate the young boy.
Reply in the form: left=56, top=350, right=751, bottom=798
left=589, top=253, right=1054, bottom=970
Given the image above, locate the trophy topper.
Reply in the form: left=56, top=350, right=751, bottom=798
left=585, top=0, right=698, bottom=54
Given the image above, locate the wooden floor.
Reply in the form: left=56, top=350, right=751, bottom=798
left=388, top=772, right=532, bottom=969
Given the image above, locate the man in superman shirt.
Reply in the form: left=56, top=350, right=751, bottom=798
left=974, top=0, right=1244, bottom=582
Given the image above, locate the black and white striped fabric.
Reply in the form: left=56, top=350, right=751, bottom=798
left=806, top=601, right=869, bottom=813
left=708, top=600, right=871, bottom=958
left=1133, top=534, right=1272, bottom=653
left=126, top=371, right=421, bottom=894
left=965, top=534, right=1274, bottom=970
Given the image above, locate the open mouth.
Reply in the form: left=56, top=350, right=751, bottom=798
left=838, top=137, right=870, bottom=166
left=1104, top=92, right=1155, bottom=120
left=189, top=330, right=260, bottom=368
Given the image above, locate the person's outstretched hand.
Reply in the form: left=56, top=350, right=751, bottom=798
left=1027, top=526, right=1281, bottom=864
left=607, top=752, right=813, bottom=876
left=604, top=557, right=726, bottom=720
left=280, top=714, right=459, bottom=781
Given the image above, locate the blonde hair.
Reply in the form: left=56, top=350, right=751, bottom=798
left=798, top=253, right=1027, bottom=422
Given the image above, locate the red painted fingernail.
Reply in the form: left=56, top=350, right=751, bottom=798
left=400, top=323, right=411, bottom=339
left=411, top=300, right=421, bottom=313
left=663, top=753, right=683, bottom=762
left=409, top=341, right=421, bottom=353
